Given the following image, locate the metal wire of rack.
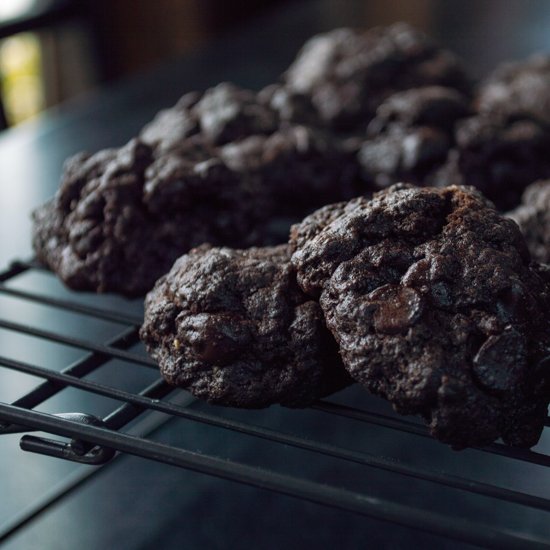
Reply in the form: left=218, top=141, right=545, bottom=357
left=0, top=259, right=549, bottom=549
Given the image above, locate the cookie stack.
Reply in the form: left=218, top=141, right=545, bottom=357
left=33, top=24, right=550, bottom=449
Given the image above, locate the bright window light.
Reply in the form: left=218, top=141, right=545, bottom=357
left=0, top=0, right=36, bottom=21
left=0, top=33, right=44, bottom=125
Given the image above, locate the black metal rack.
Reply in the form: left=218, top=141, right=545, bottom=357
left=0, top=259, right=549, bottom=549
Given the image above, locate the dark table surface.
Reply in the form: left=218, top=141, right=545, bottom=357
left=1, top=1, right=550, bottom=548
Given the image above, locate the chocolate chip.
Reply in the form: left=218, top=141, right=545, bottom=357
left=496, top=283, right=532, bottom=323
left=371, top=284, right=424, bottom=334
left=473, top=328, right=526, bottom=391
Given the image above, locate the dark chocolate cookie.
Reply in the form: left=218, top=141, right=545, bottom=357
left=509, top=180, right=550, bottom=264
left=477, top=55, right=550, bottom=124
left=357, top=86, right=470, bottom=188
left=291, top=184, right=550, bottom=448
left=143, top=84, right=358, bottom=217
left=140, top=83, right=316, bottom=154
left=284, top=24, right=471, bottom=130
left=139, top=90, right=202, bottom=155
left=33, top=138, right=261, bottom=295
left=33, top=83, right=358, bottom=295
left=434, top=112, right=550, bottom=210
left=143, top=83, right=358, bottom=214
left=219, top=124, right=357, bottom=216
left=140, top=244, right=350, bottom=408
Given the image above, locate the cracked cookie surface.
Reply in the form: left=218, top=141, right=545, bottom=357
left=291, top=184, right=550, bottom=448
left=140, top=244, right=351, bottom=408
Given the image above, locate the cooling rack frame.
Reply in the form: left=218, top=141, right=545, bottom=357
left=0, top=259, right=549, bottom=549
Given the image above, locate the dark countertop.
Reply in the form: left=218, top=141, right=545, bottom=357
left=1, top=1, right=550, bottom=548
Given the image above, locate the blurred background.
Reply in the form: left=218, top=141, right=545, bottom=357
left=1, top=0, right=550, bottom=128
left=0, top=0, right=285, bottom=127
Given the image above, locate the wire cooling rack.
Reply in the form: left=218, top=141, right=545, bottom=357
left=0, top=259, right=549, bottom=549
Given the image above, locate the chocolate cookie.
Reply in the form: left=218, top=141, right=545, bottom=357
left=357, top=86, right=471, bottom=188
left=33, top=138, right=262, bottom=295
left=291, top=184, right=550, bottom=448
left=143, top=83, right=358, bottom=215
left=140, top=83, right=317, bottom=154
left=477, top=55, right=550, bottom=124
left=509, top=180, right=550, bottom=264
left=219, top=124, right=357, bottom=216
left=284, top=24, right=471, bottom=130
left=33, top=83, right=358, bottom=295
left=140, top=244, right=350, bottom=408
left=139, top=90, right=202, bottom=155
left=434, top=112, right=550, bottom=210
